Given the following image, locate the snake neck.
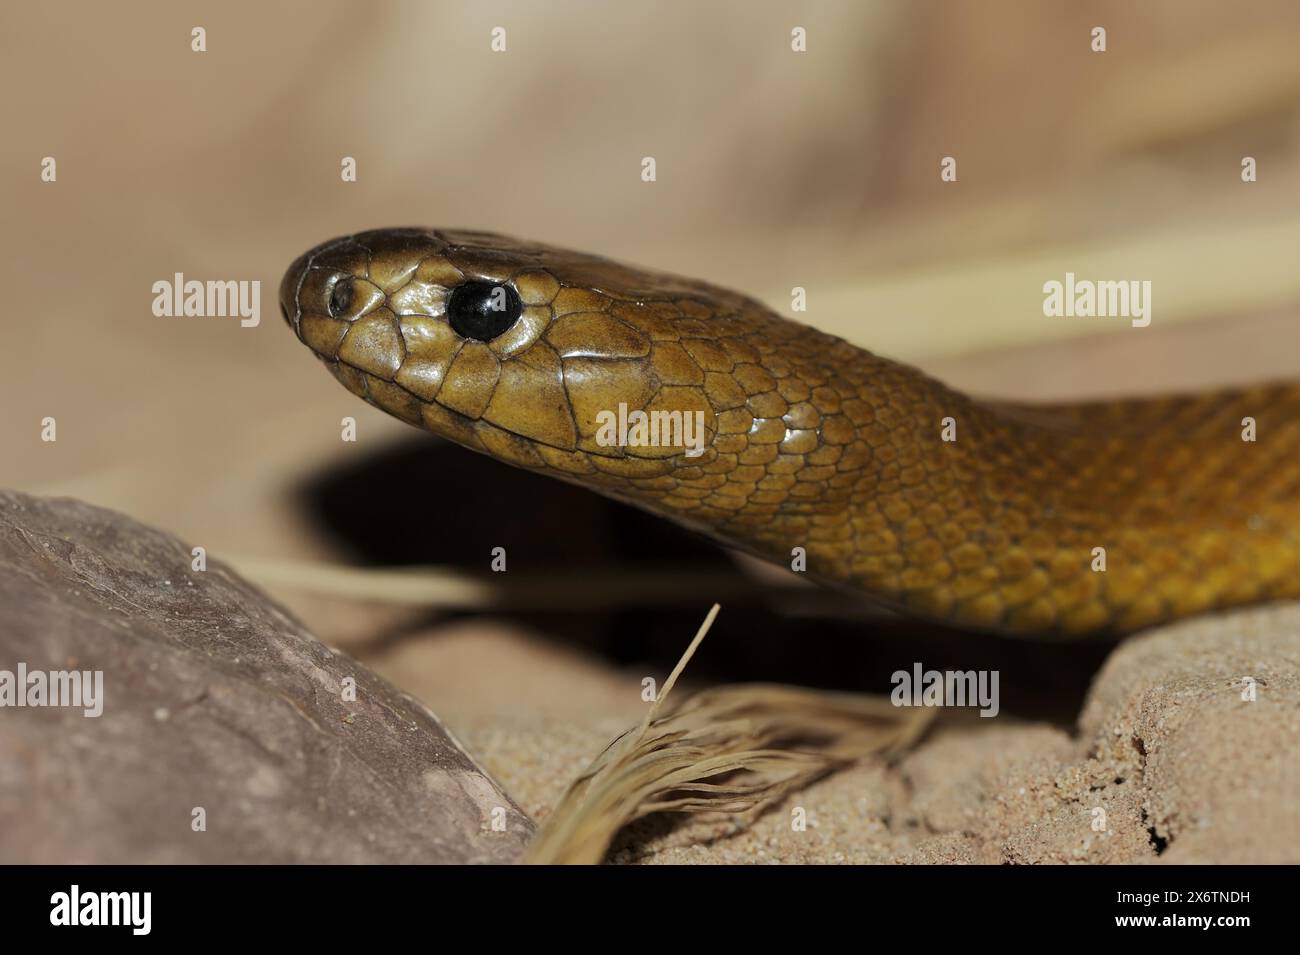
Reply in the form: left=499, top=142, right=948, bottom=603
left=548, top=311, right=1300, bottom=637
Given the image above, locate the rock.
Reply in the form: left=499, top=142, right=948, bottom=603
left=0, top=490, right=532, bottom=863
left=889, top=603, right=1300, bottom=863
left=1078, top=603, right=1300, bottom=863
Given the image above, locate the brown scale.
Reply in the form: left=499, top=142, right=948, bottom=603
left=280, top=228, right=1300, bottom=638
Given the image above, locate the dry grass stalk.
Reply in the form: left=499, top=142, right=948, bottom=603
left=526, top=604, right=934, bottom=864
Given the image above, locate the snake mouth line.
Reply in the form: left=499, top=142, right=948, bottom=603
left=332, top=353, right=714, bottom=463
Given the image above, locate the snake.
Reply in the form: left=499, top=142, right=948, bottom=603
left=279, top=228, right=1300, bottom=638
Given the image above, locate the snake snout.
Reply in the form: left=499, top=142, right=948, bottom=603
left=278, top=250, right=312, bottom=339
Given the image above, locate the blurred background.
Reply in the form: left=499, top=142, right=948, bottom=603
left=5, top=1, right=1300, bottom=794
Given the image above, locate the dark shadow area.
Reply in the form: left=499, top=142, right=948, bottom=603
left=295, top=435, right=1118, bottom=725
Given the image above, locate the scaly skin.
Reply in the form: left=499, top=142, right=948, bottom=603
left=280, top=228, right=1300, bottom=637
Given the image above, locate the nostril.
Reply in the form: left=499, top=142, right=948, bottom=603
left=328, top=278, right=353, bottom=318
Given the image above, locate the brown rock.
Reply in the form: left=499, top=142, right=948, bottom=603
left=0, top=490, right=531, bottom=863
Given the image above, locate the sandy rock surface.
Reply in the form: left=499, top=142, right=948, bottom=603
left=405, top=609, right=1300, bottom=864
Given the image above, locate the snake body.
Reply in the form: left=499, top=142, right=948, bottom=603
left=281, top=228, right=1300, bottom=637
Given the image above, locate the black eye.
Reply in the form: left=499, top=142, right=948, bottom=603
left=328, top=278, right=354, bottom=318
left=447, top=281, right=522, bottom=341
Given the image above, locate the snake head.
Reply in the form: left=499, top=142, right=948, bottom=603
left=279, top=228, right=775, bottom=478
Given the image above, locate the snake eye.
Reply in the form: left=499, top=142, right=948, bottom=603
left=328, top=278, right=354, bottom=318
left=447, top=281, right=523, bottom=342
